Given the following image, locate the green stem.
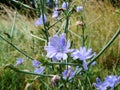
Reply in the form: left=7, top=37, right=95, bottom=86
left=12, top=0, right=35, bottom=10
left=65, top=16, right=69, bottom=33
left=50, top=59, right=54, bottom=70
left=11, top=11, right=17, bottom=41
left=88, top=26, right=120, bottom=66
left=47, top=17, right=65, bottom=30
left=0, top=34, right=34, bottom=60
left=4, top=64, right=54, bottom=77
left=86, top=75, right=92, bottom=90
left=40, top=0, right=49, bottom=42
left=81, top=21, right=85, bottom=46
left=59, top=61, right=62, bottom=74
left=81, top=0, right=85, bottom=46
left=47, top=62, right=78, bottom=66
left=64, top=1, right=70, bottom=34
left=69, top=29, right=82, bottom=39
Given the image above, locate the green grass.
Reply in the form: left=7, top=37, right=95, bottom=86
left=0, top=0, right=120, bottom=89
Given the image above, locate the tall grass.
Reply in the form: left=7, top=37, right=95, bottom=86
left=0, top=0, right=120, bottom=89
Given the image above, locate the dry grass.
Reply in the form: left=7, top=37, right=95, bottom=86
left=0, top=0, right=120, bottom=89
left=69, top=0, right=120, bottom=68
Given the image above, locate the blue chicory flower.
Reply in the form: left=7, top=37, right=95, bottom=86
left=76, top=6, right=83, bottom=12
left=93, top=75, right=120, bottom=90
left=104, top=75, right=120, bottom=89
left=93, top=77, right=108, bottom=90
left=62, top=2, right=69, bottom=10
left=52, top=9, right=59, bottom=18
left=52, top=10, right=58, bottom=18
left=91, top=61, right=97, bottom=66
left=34, top=67, right=45, bottom=74
left=32, top=59, right=41, bottom=67
left=15, top=58, right=24, bottom=66
left=71, top=47, right=96, bottom=70
left=44, top=33, right=73, bottom=61
left=62, top=66, right=75, bottom=80
left=35, top=14, right=47, bottom=26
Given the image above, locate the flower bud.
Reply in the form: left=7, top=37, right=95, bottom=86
left=76, top=21, right=84, bottom=26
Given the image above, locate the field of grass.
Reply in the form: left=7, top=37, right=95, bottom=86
left=0, top=0, right=120, bottom=90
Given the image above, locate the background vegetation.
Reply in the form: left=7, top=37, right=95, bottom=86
left=0, top=0, right=120, bottom=89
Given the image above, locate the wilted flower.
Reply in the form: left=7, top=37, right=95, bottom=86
left=35, top=14, right=47, bottom=26
left=34, top=67, right=45, bottom=74
left=93, top=75, right=120, bottom=90
left=15, top=58, right=24, bottom=66
left=50, top=75, right=60, bottom=87
left=44, top=33, right=72, bottom=61
left=71, top=47, right=96, bottom=70
left=62, top=2, right=69, bottom=10
left=76, top=21, right=84, bottom=26
left=32, top=60, right=41, bottom=67
left=62, top=66, right=75, bottom=80
left=52, top=10, right=59, bottom=18
left=76, top=6, right=83, bottom=12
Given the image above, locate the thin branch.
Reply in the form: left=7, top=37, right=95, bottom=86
left=0, top=34, right=34, bottom=60
left=4, top=64, right=54, bottom=77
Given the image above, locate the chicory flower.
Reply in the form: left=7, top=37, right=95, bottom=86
left=91, top=61, right=97, bottom=66
left=45, top=33, right=72, bottom=61
left=52, top=10, right=59, bottom=18
left=35, top=14, right=47, bottom=26
left=62, top=66, right=75, bottom=80
left=34, top=67, right=45, bottom=74
left=76, top=6, right=83, bottom=12
left=15, top=58, right=24, bottom=66
left=71, top=47, right=96, bottom=70
left=104, top=75, right=120, bottom=88
left=62, top=2, right=69, bottom=10
left=93, top=75, right=120, bottom=90
left=32, top=59, right=41, bottom=67
left=93, top=77, right=108, bottom=90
